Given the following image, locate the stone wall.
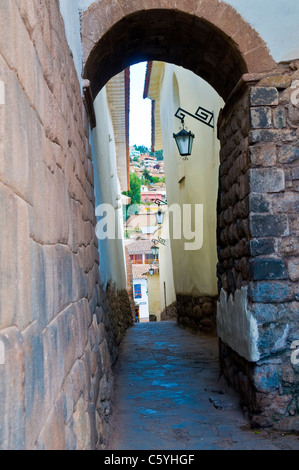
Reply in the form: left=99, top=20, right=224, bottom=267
left=217, top=83, right=251, bottom=296
left=161, top=302, right=178, bottom=322
left=176, top=295, right=218, bottom=336
left=0, top=0, right=132, bottom=450
left=217, top=65, right=299, bottom=428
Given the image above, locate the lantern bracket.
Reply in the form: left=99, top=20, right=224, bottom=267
left=155, top=198, right=167, bottom=206
left=175, top=106, right=214, bottom=129
left=152, top=237, right=166, bottom=247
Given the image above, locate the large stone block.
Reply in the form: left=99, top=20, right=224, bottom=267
left=249, top=194, right=271, bottom=213
left=250, top=129, right=296, bottom=144
left=0, top=55, right=33, bottom=204
left=280, top=236, right=299, bottom=256
left=258, top=323, right=291, bottom=356
left=287, top=258, right=299, bottom=281
left=250, top=214, right=289, bottom=238
left=0, top=327, right=24, bottom=450
left=250, top=238, right=275, bottom=256
left=73, top=395, right=91, bottom=450
left=22, top=321, right=45, bottom=449
left=273, top=107, right=287, bottom=129
left=250, top=107, right=272, bottom=129
left=249, top=143, right=277, bottom=167
left=291, top=166, right=299, bottom=180
left=42, top=321, right=63, bottom=417
left=36, top=396, right=66, bottom=450
left=248, top=281, right=293, bottom=303
left=250, top=258, right=288, bottom=281
left=30, top=164, right=70, bottom=245
left=41, top=244, right=77, bottom=325
left=250, top=87, right=279, bottom=106
left=0, top=184, right=31, bottom=330
left=271, top=192, right=299, bottom=214
left=252, top=364, right=279, bottom=393
left=278, top=145, right=299, bottom=164
left=250, top=168, right=285, bottom=193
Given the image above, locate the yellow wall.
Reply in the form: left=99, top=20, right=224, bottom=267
left=148, top=62, right=224, bottom=298
left=158, top=211, right=176, bottom=311
left=147, top=273, right=162, bottom=321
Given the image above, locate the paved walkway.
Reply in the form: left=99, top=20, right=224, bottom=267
left=107, top=321, right=299, bottom=450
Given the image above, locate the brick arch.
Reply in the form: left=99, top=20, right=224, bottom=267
left=82, top=0, right=276, bottom=102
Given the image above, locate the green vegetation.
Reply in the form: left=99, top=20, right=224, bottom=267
left=142, top=168, right=153, bottom=186
left=123, top=172, right=142, bottom=206
left=133, top=144, right=149, bottom=154
left=132, top=144, right=164, bottom=161
left=153, top=149, right=164, bottom=161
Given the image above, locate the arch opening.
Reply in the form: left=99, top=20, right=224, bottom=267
left=83, top=9, right=251, bottom=103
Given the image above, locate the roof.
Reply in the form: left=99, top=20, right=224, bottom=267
left=126, top=239, right=153, bottom=254
left=132, top=264, right=159, bottom=279
left=132, top=264, right=150, bottom=279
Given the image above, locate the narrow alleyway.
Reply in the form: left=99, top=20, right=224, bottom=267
left=107, top=321, right=299, bottom=451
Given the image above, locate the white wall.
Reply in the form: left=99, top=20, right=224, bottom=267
left=157, top=63, right=223, bottom=298
left=133, top=279, right=149, bottom=321
left=91, top=88, right=127, bottom=291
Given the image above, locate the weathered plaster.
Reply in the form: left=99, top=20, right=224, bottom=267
left=217, top=287, right=260, bottom=362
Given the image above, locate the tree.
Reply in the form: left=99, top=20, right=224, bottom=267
left=155, top=149, right=164, bottom=161
left=123, top=172, right=142, bottom=206
left=142, top=168, right=153, bottom=184
left=134, top=144, right=150, bottom=154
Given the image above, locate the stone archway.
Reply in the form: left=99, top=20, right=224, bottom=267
left=82, top=0, right=299, bottom=429
left=82, top=0, right=275, bottom=102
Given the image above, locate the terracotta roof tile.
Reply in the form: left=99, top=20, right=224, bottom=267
left=126, top=239, right=153, bottom=254
left=132, top=264, right=150, bottom=279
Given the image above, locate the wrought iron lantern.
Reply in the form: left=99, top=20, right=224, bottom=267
left=151, top=245, right=159, bottom=257
left=149, top=267, right=154, bottom=276
left=156, top=208, right=164, bottom=225
left=173, top=124, right=195, bottom=158
left=154, top=198, right=167, bottom=225
left=173, top=106, right=214, bottom=158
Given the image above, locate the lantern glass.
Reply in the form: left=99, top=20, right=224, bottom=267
left=151, top=245, right=159, bottom=256
left=156, top=209, right=164, bottom=225
left=173, top=128, right=195, bottom=157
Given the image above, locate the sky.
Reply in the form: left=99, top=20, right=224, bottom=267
left=129, top=62, right=152, bottom=149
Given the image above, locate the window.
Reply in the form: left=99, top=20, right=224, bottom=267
left=134, top=284, right=142, bottom=299
left=145, top=254, right=155, bottom=264
left=130, top=254, right=143, bottom=264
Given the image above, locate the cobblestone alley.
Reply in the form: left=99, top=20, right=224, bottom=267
left=107, top=322, right=299, bottom=451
